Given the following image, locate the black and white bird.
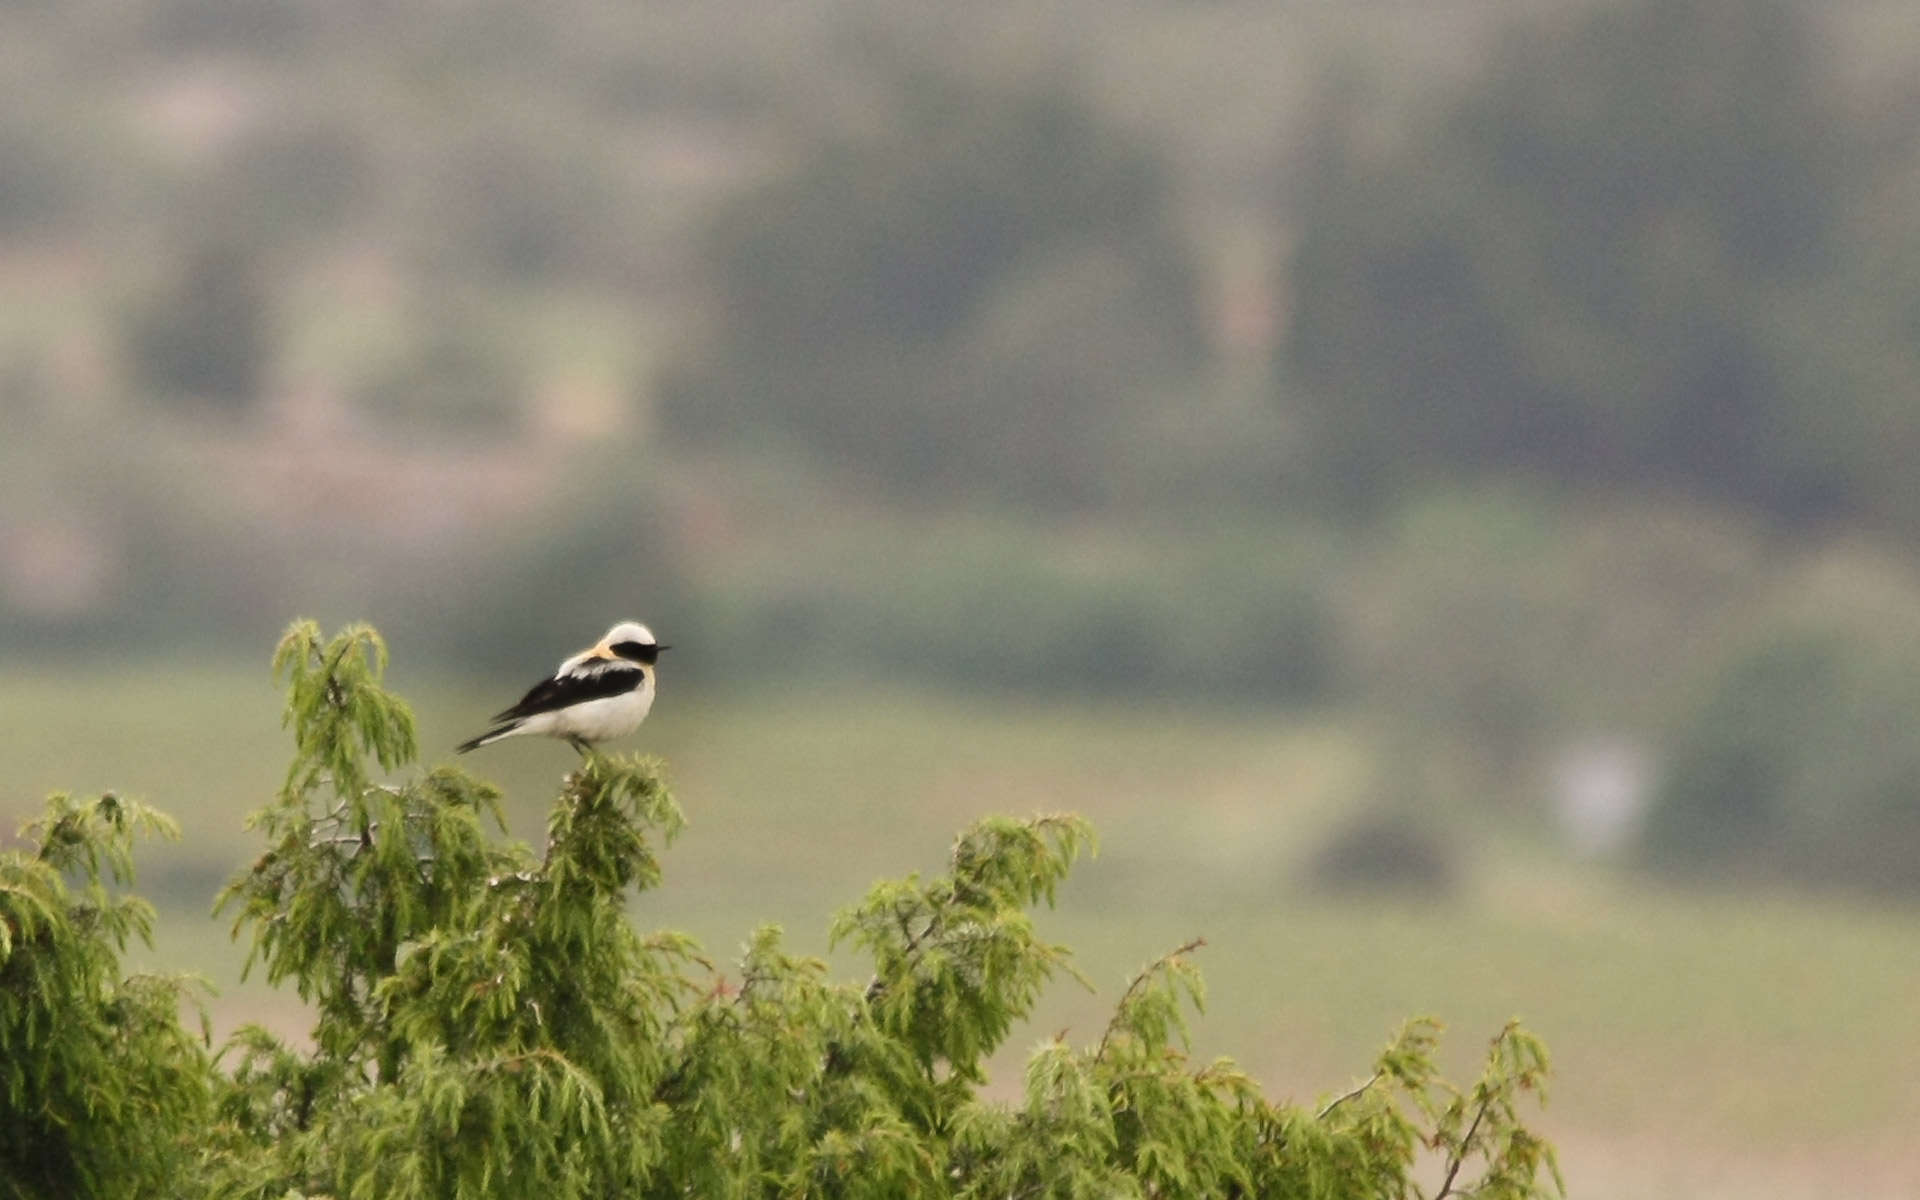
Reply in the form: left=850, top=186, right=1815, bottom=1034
left=456, top=621, right=667, bottom=754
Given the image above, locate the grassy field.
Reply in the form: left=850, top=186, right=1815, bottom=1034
left=6, top=659, right=1919, bottom=1198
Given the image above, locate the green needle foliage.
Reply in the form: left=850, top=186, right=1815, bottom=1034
left=1, top=793, right=212, bottom=1197
left=3, top=622, right=1562, bottom=1198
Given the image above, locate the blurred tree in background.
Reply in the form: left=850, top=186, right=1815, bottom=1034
left=0, top=105, right=94, bottom=240
left=1284, top=0, right=1915, bottom=528
left=696, top=518, right=1338, bottom=702
left=663, top=70, right=1206, bottom=509
left=125, top=234, right=274, bottom=416
left=354, top=302, right=529, bottom=440
left=1641, top=546, right=1920, bottom=895
left=219, top=113, right=376, bottom=250
left=408, top=116, right=650, bottom=287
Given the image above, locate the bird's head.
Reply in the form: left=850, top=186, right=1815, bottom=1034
left=598, top=620, right=668, bottom=665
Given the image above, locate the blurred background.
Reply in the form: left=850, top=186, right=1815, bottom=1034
left=5, top=0, right=1920, bottom=1194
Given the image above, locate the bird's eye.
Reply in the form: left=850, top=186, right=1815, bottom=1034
left=611, top=640, right=657, bottom=663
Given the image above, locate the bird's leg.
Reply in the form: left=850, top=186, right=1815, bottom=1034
left=567, top=735, right=592, bottom=757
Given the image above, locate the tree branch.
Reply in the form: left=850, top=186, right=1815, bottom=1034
left=1316, top=1072, right=1382, bottom=1120
left=1433, top=1092, right=1493, bottom=1199
left=1095, top=936, right=1205, bottom=1063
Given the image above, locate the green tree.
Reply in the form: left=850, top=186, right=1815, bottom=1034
left=0, top=794, right=212, bottom=1197
left=5, top=623, right=1562, bottom=1197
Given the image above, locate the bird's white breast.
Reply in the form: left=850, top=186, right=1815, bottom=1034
left=520, top=673, right=655, bottom=742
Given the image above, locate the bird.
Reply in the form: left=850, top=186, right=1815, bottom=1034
left=456, top=621, right=668, bottom=754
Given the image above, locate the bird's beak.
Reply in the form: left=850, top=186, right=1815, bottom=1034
left=656, top=645, right=672, bottom=653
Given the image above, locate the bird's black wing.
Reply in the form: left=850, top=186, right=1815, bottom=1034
left=492, top=661, right=645, bottom=722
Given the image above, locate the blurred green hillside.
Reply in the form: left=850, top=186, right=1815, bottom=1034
left=7, top=0, right=1920, bottom=891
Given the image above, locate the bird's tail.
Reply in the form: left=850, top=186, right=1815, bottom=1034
left=455, top=723, right=520, bottom=754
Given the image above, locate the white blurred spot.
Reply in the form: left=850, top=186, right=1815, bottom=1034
left=1552, top=737, right=1652, bottom=859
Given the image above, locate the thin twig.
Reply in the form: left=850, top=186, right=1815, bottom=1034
left=1434, top=1093, right=1493, bottom=1199
left=1095, top=936, right=1206, bottom=1063
left=865, top=906, right=943, bottom=1005
left=1317, top=1072, right=1382, bottom=1120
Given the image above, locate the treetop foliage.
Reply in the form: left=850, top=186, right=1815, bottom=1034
left=1, top=792, right=211, bottom=1196
left=2, top=622, right=1561, bottom=1198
